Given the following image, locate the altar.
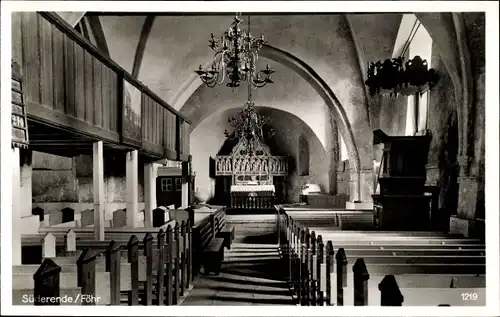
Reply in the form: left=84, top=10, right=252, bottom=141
left=216, top=138, right=288, bottom=210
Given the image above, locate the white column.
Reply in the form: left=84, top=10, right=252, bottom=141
left=143, top=162, right=156, bottom=227
left=126, top=150, right=139, bottom=227
left=181, top=179, right=189, bottom=208
left=12, top=147, right=22, bottom=265
left=93, top=141, right=105, bottom=240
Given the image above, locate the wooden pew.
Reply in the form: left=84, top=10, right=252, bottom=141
left=214, top=209, right=235, bottom=250
left=16, top=219, right=193, bottom=304
left=191, top=207, right=229, bottom=277
left=13, top=226, right=194, bottom=306
left=276, top=206, right=486, bottom=306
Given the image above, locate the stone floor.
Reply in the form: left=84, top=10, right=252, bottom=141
left=181, top=243, right=296, bottom=305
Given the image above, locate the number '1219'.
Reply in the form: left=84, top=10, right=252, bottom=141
left=461, top=292, right=478, bottom=301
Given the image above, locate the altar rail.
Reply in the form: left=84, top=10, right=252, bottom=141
left=230, top=193, right=275, bottom=210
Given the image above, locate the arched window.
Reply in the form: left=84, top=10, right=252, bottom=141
left=298, top=134, right=310, bottom=176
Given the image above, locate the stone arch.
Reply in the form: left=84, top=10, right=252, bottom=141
left=191, top=106, right=330, bottom=201
left=298, top=134, right=310, bottom=176
left=173, top=44, right=363, bottom=201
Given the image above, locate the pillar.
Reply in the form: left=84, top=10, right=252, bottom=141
left=12, top=147, right=22, bottom=265
left=93, top=141, right=105, bottom=240
left=329, top=121, right=339, bottom=195
left=448, top=154, right=483, bottom=237
left=345, top=168, right=374, bottom=210
left=126, top=150, right=139, bottom=227
left=143, top=162, right=156, bottom=227
left=181, top=179, right=189, bottom=208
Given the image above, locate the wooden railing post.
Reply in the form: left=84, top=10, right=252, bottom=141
left=173, top=223, right=180, bottom=304
left=181, top=220, right=188, bottom=291
left=284, top=214, right=290, bottom=280
left=316, top=236, right=324, bottom=306
left=34, top=259, right=61, bottom=305
left=325, top=241, right=334, bottom=306
left=379, top=275, right=404, bottom=306
left=287, top=217, right=293, bottom=286
left=105, top=240, right=121, bottom=305
left=188, top=219, right=193, bottom=284
left=303, top=228, right=310, bottom=306
left=210, top=214, right=216, bottom=239
left=276, top=208, right=281, bottom=247
left=157, top=229, right=166, bottom=306
left=310, top=231, right=317, bottom=306
left=127, top=235, right=139, bottom=305
left=298, top=227, right=304, bottom=304
left=353, top=258, right=370, bottom=306
left=166, top=225, right=173, bottom=305
left=294, top=223, right=300, bottom=300
left=336, top=247, right=347, bottom=306
left=77, top=248, right=98, bottom=305
left=143, top=232, right=154, bottom=305
left=191, top=222, right=200, bottom=279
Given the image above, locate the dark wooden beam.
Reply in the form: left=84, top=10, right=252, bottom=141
left=26, top=101, right=120, bottom=144
left=29, top=141, right=92, bottom=146
left=79, top=17, right=91, bottom=42
left=132, top=16, right=155, bottom=79
left=142, top=140, right=164, bottom=158
left=86, top=15, right=110, bottom=57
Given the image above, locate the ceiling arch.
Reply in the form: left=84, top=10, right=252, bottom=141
left=181, top=56, right=331, bottom=153
left=191, top=105, right=331, bottom=198
left=176, top=43, right=366, bottom=197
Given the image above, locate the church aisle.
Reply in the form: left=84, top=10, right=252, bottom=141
left=181, top=243, right=295, bottom=305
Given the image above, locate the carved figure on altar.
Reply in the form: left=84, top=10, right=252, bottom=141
left=256, top=158, right=261, bottom=172
left=244, top=159, right=249, bottom=172
left=263, top=160, right=267, bottom=172
left=250, top=157, right=256, bottom=172
left=270, top=158, right=276, bottom=172
left=234, top=158, right=240, bottom=172
left=225, top=158, right=231, bottom=171
left=217, top=159, right=221, bottom=172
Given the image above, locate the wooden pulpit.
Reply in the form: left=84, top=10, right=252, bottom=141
left=372, top=129, right=432, bottom=230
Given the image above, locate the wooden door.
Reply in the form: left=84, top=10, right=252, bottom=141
left=156, top=176, right=182, bottom=208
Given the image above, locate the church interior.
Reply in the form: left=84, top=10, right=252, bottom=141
left=6, top=9, right=490, bottom=308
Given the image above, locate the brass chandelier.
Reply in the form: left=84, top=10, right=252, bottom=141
left=224, top=72, right=275, bottom=154
left=195, top=13, right=275, bottom=89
